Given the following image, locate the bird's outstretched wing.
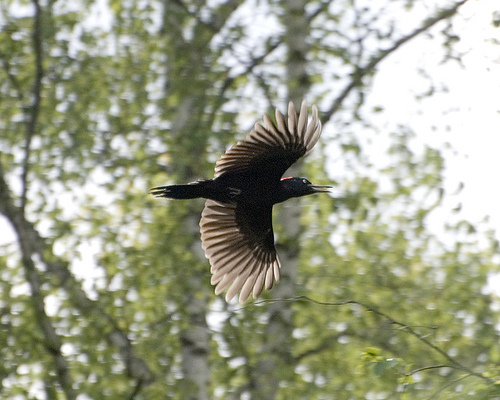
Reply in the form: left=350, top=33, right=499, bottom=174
left=214, top=100, right=322, bottom=181
left=200, top=200, right=280, bottom=302
left=200, top=101, right=322, bottom=302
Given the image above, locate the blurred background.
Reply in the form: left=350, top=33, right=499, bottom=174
left=0, top=0, right=499, bottom=398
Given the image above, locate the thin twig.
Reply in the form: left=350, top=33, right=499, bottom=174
left=425, top=374, right=472, bottom=400
left=249, top=295, right=495, bottom=387
left=0, top=56, right=24, bottom=102
left=321, top=0, right=469, bottom=124
left=408, top=364, right=460, bottom=375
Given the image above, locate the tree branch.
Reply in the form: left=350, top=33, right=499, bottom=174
left=0, top=162, right=155, bottom=387
left=321, top=0, right=469, bottom=124
left=308, top=0, right=333, bottom=22
left=0, top=56, right=24, bottom=103
left=294, top=333, right=344, bottom=361
left=250, top=295, right=495, bottom=387
left=168, top=0, right=243, bottom=34
left=0, top=164, right=77, bottom=399
left=20, top=0, right=44, bottom=213
left=426, top=374, right=472, bottom=400
left=408, top=364, right=461, bottom=375
left=208, top=38, right=282, bottom=127
left=0, top=1, right=153, bottom=389
left=217, top=38, right=282, bottom=102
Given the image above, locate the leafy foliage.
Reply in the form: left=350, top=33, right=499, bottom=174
left=0, top=0, right=499, bottom=399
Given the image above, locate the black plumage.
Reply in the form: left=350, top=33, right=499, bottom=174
left=150, top=101, right=330, bottom=302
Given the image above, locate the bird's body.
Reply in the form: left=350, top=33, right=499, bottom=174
left=155, top=175, right=320, bottom=205
left=150, top=101, right=330, bottom=302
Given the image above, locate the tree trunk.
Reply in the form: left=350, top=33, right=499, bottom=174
left=169, top=95, right=212, bottom=400
left=252, top=1, right=311, bottom=398
left=179, top=211, right=211, bottom=400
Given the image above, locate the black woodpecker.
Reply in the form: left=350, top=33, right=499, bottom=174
left=150, top=101, right=330, bottom=302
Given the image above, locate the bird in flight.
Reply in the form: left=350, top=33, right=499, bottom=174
left=150, top=100, right=330, bottom=302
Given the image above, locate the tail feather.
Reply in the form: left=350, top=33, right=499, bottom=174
left=149, top=181, right=207, bottom=199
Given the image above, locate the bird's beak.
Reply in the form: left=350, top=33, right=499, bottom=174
left=309, top=184, right=332, bottom=193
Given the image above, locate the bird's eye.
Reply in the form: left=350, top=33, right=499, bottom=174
left=302, top=179, right=309, bottom=184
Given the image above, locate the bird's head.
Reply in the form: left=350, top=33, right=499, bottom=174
left=280, top=177, right=331, bottom=198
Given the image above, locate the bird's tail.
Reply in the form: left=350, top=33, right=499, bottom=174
left=149, top=181, right=207, bottom=199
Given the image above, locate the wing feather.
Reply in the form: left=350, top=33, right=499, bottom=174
left=214, top=100, right=322, bottom=179
left=199, top=100, right=321, bottom=302
left=200, top=200, right=280, bottom=302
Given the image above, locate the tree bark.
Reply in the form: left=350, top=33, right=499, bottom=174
left=167, top=94, right=211, bottom=400
left=0, top=164, right=77, bottom=399
left=252, top=1, right=311, bottom=398
left=179, top=211, right=211, bottom=400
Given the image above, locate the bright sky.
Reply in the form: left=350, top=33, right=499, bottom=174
left=366, top=0, right=500, bottom=234
left=1, top=0, right=498, bottom=291
left=1, top=4, right=498, bottom=396
left=361, top=0, right=500, bottom=292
